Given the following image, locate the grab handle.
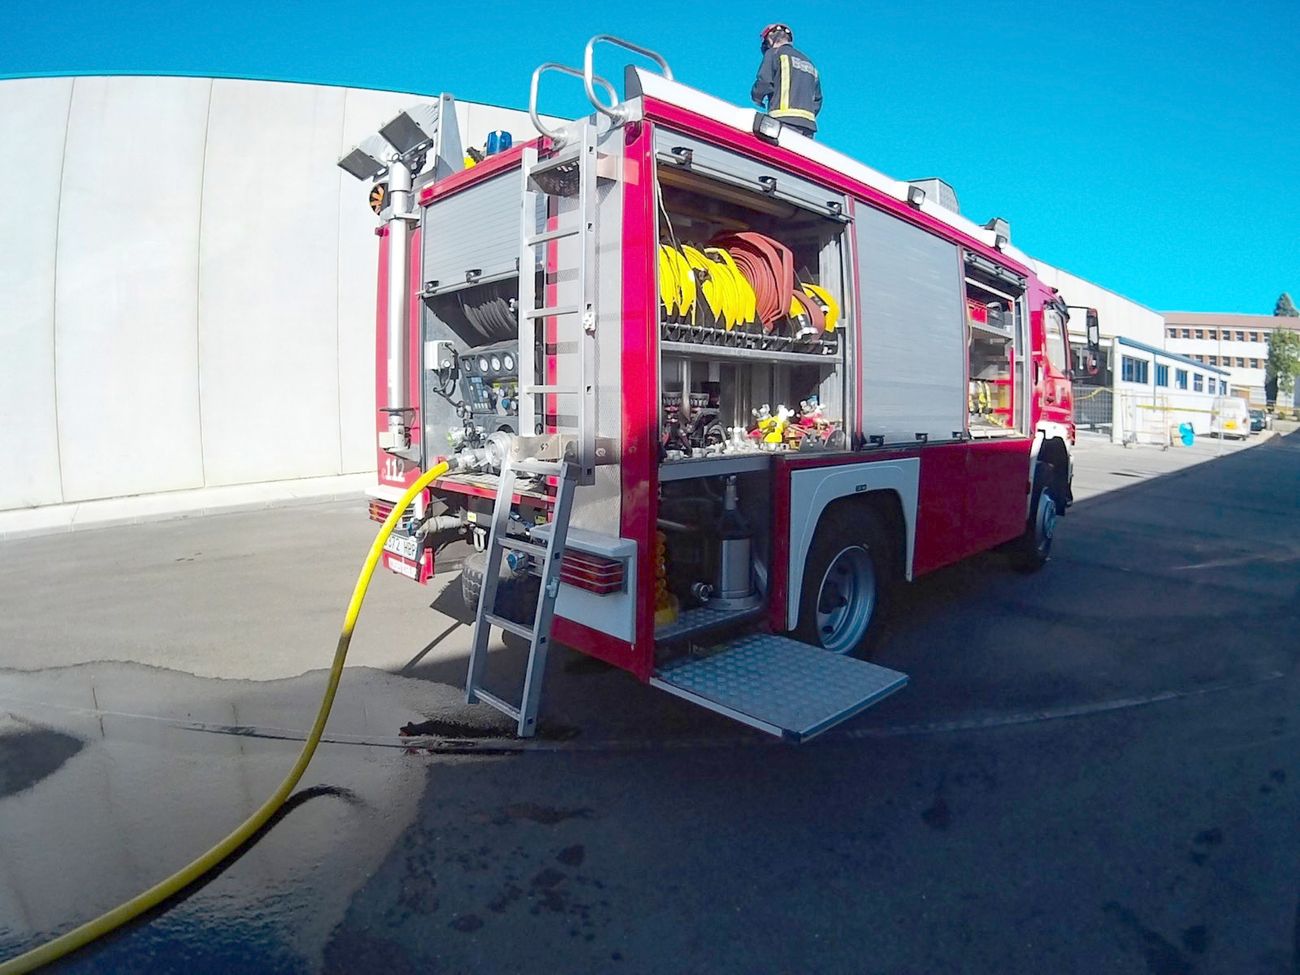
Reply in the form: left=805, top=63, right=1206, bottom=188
left=583, top=34, right=673, bottom=123
left=529, top=62, right=618, bottom=144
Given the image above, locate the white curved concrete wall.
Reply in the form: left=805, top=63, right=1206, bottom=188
left=0, top=76, right=548, bottom=526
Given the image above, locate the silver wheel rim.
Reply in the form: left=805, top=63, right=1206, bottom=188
left=814, top=545, right=876, bottom=654
left=1036, top=493, right=1056, bottom=559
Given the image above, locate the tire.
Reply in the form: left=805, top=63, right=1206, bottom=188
left=460, top=551, right=539, bottom=624
left=1011, top=463, right=1059, bottom=573
left=794, top=509, right=893, bottom=657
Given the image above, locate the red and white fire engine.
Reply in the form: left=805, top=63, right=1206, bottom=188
left=338, top=36, right=1101, bottom=741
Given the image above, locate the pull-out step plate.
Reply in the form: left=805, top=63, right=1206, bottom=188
left=650, top=634, right=908, bottom=742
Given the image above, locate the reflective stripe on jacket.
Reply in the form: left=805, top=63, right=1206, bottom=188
left=750, top=44, right=822, bottom=131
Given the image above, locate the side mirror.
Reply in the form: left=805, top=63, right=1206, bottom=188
left=1085, top=308, right=1101, bottom=376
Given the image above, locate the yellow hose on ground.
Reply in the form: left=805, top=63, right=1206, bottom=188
left=0, top=460, right=452, bottom=975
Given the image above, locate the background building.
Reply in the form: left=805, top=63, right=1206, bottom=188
left=1160, top=311, right=1300, bottom=405
left=0, top=75, right=548, bottom=535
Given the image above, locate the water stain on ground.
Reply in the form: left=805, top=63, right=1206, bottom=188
left=0, top=727, right=83, bottom=799
left=557, top=844, right=586, bottom=867
left=1103, top=901, right=1194, bottom=975
left=921, top=795, right=951, bottom=830
left=490, top=803, right=594, bottom=826
left=449, top=913, right=483, bottom=932
left=1180, top=924, right=1209, bottom=954
left=1188, top=827, right=1223, bottom=867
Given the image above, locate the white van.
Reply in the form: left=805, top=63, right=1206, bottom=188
left=1211, top=397, right=1250, bottom=439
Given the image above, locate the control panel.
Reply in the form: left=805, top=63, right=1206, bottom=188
left=458, top=339, right=519, bottom=417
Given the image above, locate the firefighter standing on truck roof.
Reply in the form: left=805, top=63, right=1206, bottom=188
left=751, top=23, right=822, bottom=137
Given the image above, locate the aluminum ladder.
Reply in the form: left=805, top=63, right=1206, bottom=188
left=464, top=122, right=604, bottom=736
left=465, top=457, right=578, bottom=737
left=516, top=120, right=604, bottom=483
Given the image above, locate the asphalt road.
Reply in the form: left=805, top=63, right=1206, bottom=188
left=1, top=430, right=1297, bottom=974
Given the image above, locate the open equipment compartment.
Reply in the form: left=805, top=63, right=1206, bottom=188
left=963, top=250, right=1027, bottom=437
left=652, top=130, right=852, bottom=475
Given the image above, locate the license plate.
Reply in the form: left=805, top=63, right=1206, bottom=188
left=383, top=533, right=419, bottom=561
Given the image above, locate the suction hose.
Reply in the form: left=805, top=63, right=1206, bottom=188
left=0, top=459, right=452, bottom=975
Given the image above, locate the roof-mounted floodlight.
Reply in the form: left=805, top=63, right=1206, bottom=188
left=380, top=101, right=442, bottom=156
left=984, top=216, right=1011, bottom=248
left=753, top=113, right=782, bottom=144
left=336, top=134, right=392, bottom=181
left=337, top=146, right=386, bottom=181
left=906, top=184, right=926, bottom=208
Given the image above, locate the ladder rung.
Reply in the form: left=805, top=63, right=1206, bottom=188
left=526, top=226, right=579, bottom=246
left=509, top=459, right=566, bottom=477
left=524, top=305, right=579, bottom=319
left=523, top=384, right=579, bottom=395
left=470, top=687, right=521, bottom=722
left=483, top=612, right=536, bottom=641
left=498, top=537, right=548, bottom=560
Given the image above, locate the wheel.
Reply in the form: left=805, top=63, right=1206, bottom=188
left=1011, top=463, right=1059, bottom=573
left=460, top=550, right=539, bottom=624
left=794, top=510, right=892, bottom=656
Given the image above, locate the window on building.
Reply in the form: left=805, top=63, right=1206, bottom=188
left=1181, top=328, right=1190, bottom=338
left=1235, top=330, right=1245, bottom=342
left=1209, top=355, right=1219, bottom=366
left=1176, top=369, right=1188, bottom=389
left=1220, top=380, right=1228, bottom=395
left=1155, top=364, right=1169, bottom=387
left=1194, top=329, right=1204, bottom=339
left=1209, top=329, right=1219, bottom=340
left=1249, top=332, right=1259, bottom=342
left=1121, top=355, right=1149, bottom=384
left=1251, top=358, right=1261, bottom=369
left=1193, top=374, right=1204, bottom=392
left=1236, top=357, right=1245, bottom=367
left=1166, top=327, right=1176, bottom=339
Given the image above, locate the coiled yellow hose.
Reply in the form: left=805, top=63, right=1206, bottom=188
left=0, top=460, right=451, bottom=975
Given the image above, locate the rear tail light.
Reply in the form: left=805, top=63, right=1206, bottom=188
left=368, top=499, right=416, bottom=530
left=559, top=551, right=626, bottom=595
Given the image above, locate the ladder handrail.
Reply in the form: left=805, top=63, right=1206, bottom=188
left=529, top=62, right=618, bottom=144
left=583, top=34, right=673, bottom=123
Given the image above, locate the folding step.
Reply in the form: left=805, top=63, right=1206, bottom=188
left=650, top=634, right=908, bottom=742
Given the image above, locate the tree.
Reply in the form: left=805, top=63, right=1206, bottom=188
left=1265, top=327, right=1300, bottom=406
left=1265, top=293, right=1300, bottom=405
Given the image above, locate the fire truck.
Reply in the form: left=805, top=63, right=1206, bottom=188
left=337, top=36, right=1101, bottom=741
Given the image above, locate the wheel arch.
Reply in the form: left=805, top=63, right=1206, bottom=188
left=785, top=458, right=918, bottom=632
left=1032, top=430, right=1072, bottom=512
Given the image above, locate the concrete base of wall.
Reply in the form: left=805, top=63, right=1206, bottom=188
left=0, top=473, right=375, bottom=540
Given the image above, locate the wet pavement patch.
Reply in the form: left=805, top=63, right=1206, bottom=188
left=449, top=913, right=484, bottom=932
left=556, top=844, right=585, bottom=867
left=1103, top=902, right=1193, bottom=975
left=921, top=794, right=951, bottom=830
left=490, top=803, right=593, bottom=826
left=0, top=727, right=83, bottom=799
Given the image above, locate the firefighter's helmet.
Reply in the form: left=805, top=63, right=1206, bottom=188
left=760, top=23, right=792, bottom=52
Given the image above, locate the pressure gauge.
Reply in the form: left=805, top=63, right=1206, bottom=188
left=478, top=356, right=490, bottom=373
left=503, top=353, right=515, bottom=371
left=490, top=356, right=502, bottom=372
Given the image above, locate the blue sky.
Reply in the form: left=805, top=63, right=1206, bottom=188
left=3, top=0, right=1297, bottom=314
